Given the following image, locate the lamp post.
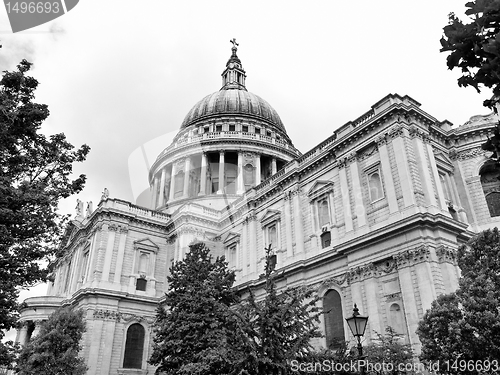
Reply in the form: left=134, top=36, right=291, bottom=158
left=345, top=304, right=369, bottom=375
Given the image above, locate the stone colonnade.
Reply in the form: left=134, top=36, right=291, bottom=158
left=151, top=151, right=280, bottom=208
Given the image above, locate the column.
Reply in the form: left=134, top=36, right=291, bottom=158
left=426, top=143, right=448, bottom=211
left=237, top=151, right=244, bottom=194
left=249, top=215, right=257, bottom=274
left=349, top=156, right=366, bottom=228
left=101, top=225, right=117, bottom=282
left=17, top=322, right=28, bottom=346
left=391, top=130, right=416, bottom=208
left=271, top=157, right=277, bottom=175
left=199, top=153, right=207, bottom=196
left=113, top=227, right=128, bottom=284
left=151, top=175, right=159, bottom=209
left=377, top=137, right=398, bottom=214
left=87, top=319, right=104, bottom=374
left=396, top=257, right=421, bottom=352
left=158, top=167, right=167, bottom=207
left=100, top=320, right=117, bottom=374
left=169, top=163, right=176, bottom=201
left=292, top=187, right=305, bottom=255
left=217, top=151, right=225, bottom=194
left=363, top=276, right=382, bottom=336
left=412, top=132, right=437, bottom=208
left=32, top=320, right=42, bottom=337
left=338, top=163, right=353, bottom=232
left=183, top=157, right=191, bottom=198
left=284, top=192, right=294, bottom=258
left=87, top=228, right=100, bottom=283
left=255, top=154, right=261, bottom=185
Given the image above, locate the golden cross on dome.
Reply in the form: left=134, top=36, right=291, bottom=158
left=230, top=38, right=239, bottom=48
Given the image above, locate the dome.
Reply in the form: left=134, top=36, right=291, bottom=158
left=180, top=88, right=286, bottom=132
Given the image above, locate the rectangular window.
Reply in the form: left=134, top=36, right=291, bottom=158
left=255, top=127, right=261, bottom=134
left=242, top=125, right=248, bottom=132
left=229, top=124, right=235, bottom=131
left=216, top=125, right=222, bottom=132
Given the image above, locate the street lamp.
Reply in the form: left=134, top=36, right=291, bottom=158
left=345, top=304, right=369, bottom=374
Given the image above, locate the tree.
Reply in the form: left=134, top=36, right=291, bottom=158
left=440, top=1, right=500, bottom=105
left=417, top=228, right=500, bottom=374
left=233, top=246, right=322, bottom=375
left=149, top=242, right=240, bottom=375
left=417, top=294, right=476, bottom=375
left=15, top=307, right=87, bottom=375
left=0, top=60, right=89, bottom=363
left=363, top=326, right=415, bottom=375
left=440, top=1, right=500, bottom=162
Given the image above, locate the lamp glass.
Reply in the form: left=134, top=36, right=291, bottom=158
left=346, top=313, right=368, bottom=337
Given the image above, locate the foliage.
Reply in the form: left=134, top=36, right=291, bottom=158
left=417, top=228, right=500, bottom=374
left=440, top=1, right=500, bottom=102
left=149, top=242, right=239, bottom=375
left=232, top=246, right=322, bottom=375
left=15, top=307, right=87, bottom=375
left=441, top=1, right=500, bottom=162
left=0, top=59, right=89, bottom=360
left=364, top=326, right=415, bottom=375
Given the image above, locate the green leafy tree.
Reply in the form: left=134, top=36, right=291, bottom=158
left=363, top=326, right=415, bottom=375
left=149, top=242, right=240, bottom=375
left=15, top=307, right=87, bottom=375
left=233, top=246, right=322, bottom=375
left=417, top=228, right=500, bottom=374
left=0, top=60, right=89, bottom=364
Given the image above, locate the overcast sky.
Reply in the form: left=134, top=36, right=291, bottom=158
left=0, top=0, right=493, bottom=329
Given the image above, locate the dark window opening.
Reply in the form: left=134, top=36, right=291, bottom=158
left=123, top=324, right=145, bottom=369
left=255, top=127, right=260, bottom=134
left=242, top=125, right=248, bottom=132
left=229, top=124, right=235, bottom=131
left=323, top=290, right=344, bottom=349
left=136, top=278, right=147, bottom=291
left=216, top=125, right=222, bottom=132
left=480, top=162, right=500, bottom=217
left=321, top=231, right=331, bottom=249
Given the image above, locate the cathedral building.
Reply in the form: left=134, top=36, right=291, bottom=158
left=16, top=43, right=500, bottom=375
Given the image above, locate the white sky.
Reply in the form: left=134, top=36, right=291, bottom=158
left=0, top=0, right=494, bottom=338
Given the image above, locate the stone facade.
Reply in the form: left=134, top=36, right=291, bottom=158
left=16, top=46, right=500, bottom=374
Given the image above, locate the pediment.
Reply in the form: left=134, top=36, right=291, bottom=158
left=222, top=231, right=240, bottom=245
left=434, top=151, right=454, bottom=171
left=307, top=180, right=334, bottom=201
left=260, top=209, right=281, bottom=226
left=134, top=238, right=159, bottom=253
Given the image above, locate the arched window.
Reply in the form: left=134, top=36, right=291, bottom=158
left=480, top=162, right=500, bottom=217
left=243, top=163, right=255, bottom=190
left=323, top=289, right=344, bottom=349
left=268, top=225, right=277, bottom=249
left=368, top=171, right=384, bottom=202
left=389, top=303, right=405, bottom=334
left=318, top=199, right=330, bottom=227
left=123, top=324, right=145, bottom=369
left=138, top=253, right=148, bottom=274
